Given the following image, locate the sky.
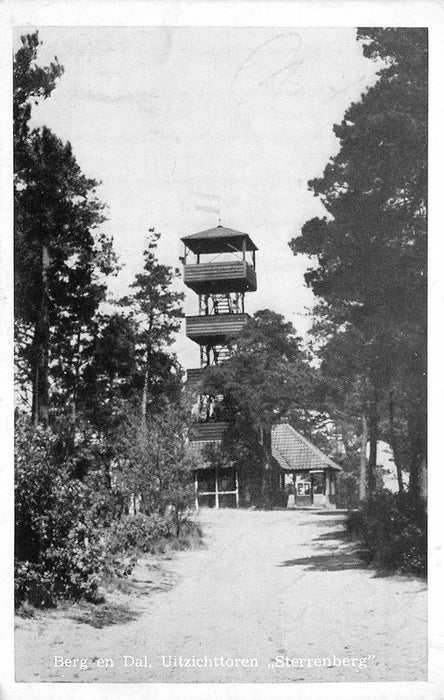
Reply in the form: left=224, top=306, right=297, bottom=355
left=16, top=26, right=380, bottom=369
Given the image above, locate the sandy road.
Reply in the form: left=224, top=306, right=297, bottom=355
left=15, top=508, right=427, bottom=683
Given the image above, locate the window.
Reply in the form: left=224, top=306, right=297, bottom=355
left=297, top=482, right=311, bottom=496
left=312, top=472, right=325, bottom=495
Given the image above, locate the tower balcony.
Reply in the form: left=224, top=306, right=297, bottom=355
left=186, top=367, right=208, bottom=388
left=183, top=260, right=256, bottom=294
left=188, top=421, right=229, bottom=442
left=185, top=313, right=250, bottom=345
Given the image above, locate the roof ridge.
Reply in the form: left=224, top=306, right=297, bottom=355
left=182, top=225, right=249, bottom=238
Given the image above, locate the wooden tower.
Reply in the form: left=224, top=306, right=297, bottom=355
left=181, top=225, right=258, bottom=508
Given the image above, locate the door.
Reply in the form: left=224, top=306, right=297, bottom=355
left=311, top=471, right=326, bottom=506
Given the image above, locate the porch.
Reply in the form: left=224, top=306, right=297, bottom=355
left=272, top=422, right=342, bottom=510
left=194, top=466, right=239, bottom=509
left=283, top=469, right=337, bottom=509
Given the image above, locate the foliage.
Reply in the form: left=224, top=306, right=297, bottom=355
left=15, top=407, right=203, bottom=608
left=347, top=491, right=426, bottom=576
left=118, top=230, right=184, bottom=416
left=202, top=309, right=316, bottom=431
left=13, top=31, right=64, bottom=172
left=50, top=223, right=186, bottom=442
left=15, top=416, right=131, bottom=607
left=78, top=313, right=139, bottom=434
left=106, top=514, right=173, bottom=555
left=272, top=488, right=289, bottom=509
left=106, top=512, right=202, bottom=556
left=113, top=402, right=198, bottom=530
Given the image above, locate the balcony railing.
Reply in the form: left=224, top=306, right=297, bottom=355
left=186, top=367, right=208, bottom=387
left=188, top=421, right=229, bottom=442
left=183, top=260, right=256, bottom=294
left=186, top=313, right=250, bottom=345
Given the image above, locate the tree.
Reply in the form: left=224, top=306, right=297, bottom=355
left=77, top=313, right=139, bottom=436
left=14, top=34, right=117, bottom=425
left=289, top=28, right=427, bottom=504
left=13, top=32, right=64, bottom=177
left=118, top=230, right=184, bottom=419
left=114, top=401, right=198, bottom=531
left=15, top=126, right=115, bottom=424
left=201, top=310, right=316, bottom=505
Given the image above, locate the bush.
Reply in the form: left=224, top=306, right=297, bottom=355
left=15, top=415, right=202, bottom=609
left=272, top=488, right=289, bottom=509
left=106, top=513, right=173, bottom=555
left=106, top=512, right=203, bottom=556
left=15, top=417, right=130, bottom=608
left=347, top=490, right=426, bottom=576
left=336, top=471, right=360, bottom=510
left=15, top=561, right=56, bottom=608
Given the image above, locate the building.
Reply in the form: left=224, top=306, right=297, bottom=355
left=272, top=422, right=341, bottom=509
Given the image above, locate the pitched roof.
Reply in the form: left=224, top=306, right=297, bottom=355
left=186, top=439, right=221, bottom=465
left=272, top=423, right=342, bottom=472
left=186, top=422, right=342, bottom=472
left=181, top=225, right=258, bottom=254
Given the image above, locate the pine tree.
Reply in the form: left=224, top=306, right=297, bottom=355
left=118, top=230, right=184, bottom=419
left=14, top=34, right=118, bottom=424
left=289, top=28, right=427, bottom=503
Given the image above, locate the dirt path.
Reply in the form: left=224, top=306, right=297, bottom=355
left=15, top=509, right=427, bottom=683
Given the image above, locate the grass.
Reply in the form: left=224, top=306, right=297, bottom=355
left=66, top=600, right=141, bottom=628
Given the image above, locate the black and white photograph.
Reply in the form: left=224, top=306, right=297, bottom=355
left=3, top=1, right=443, bottom=696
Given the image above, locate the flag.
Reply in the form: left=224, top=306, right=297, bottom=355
left=195, top=204, right=220, bottom=214
left=193, top=192, right=221, bottom=216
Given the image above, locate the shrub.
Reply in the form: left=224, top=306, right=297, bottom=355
left=106, top=513, right=173, bottom=555
left=105, top=512, right=202, bottom=556
left=336, top=471, right=360, bottom=510
left=15, top=417, right=130, bottom=608
left=272, top=488, right=289, bottom=509
left=15, top=561, right=56, bottom=608
left=347, top=490, right=426, bottom=576
left=15, top=414, right=202, bottom=609
left=114, top=406, right=198, bottom=520
left=170, top=519, right=203, bottom=550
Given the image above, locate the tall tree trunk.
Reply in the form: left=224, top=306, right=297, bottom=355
left=388, top=390, right=404, bottom=493
left=67, top=328, right=81, bottom=456
left=31, top=244, right=50, bottom=426
left=408, top=408, right=427, bottom=508
left=141, top=346, right=151, bottom=422
left=260, top=426, right=273, bottom=508
left=359, top=405, right=368, bottom=501
left=72, top=328, right=82, bottom=431
left=368, top=383, right=378, bottom=494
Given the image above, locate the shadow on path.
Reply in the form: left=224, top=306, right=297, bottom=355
left=278, top=546, right=368, bottom=571
left=312, top=529, right=349, bottom=542
left=298, top=519, right=347, bottom=529
left=278, top=518, right=370, bottom=572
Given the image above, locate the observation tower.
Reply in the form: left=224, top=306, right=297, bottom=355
left=181, top=224, right=258, bottom=508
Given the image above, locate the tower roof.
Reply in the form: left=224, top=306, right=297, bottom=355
left=181, top=225, right=258, bottom=254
